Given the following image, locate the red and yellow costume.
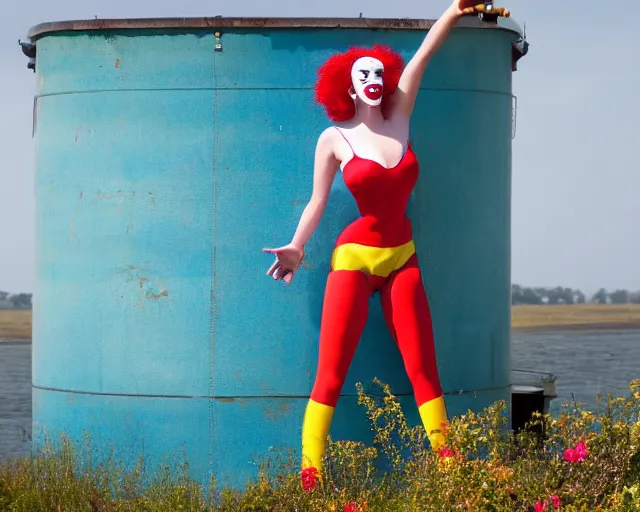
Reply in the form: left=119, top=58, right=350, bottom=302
left=300, top=45, right=448, bottom=487
left=301, top=128, right=448, bottom=480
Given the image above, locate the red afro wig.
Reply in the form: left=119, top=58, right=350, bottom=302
left=315, top=45, right=405, bottom=123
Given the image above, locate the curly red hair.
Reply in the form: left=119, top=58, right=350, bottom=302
left=315, top=45, right=405, bottom=122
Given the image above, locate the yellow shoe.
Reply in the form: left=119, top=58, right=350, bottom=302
left=300, top=399, right=335, bottom=491
left=418, top=395, right=448, bottom=451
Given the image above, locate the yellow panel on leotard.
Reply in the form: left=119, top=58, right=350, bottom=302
left=330, top=240, right=416, bottom=277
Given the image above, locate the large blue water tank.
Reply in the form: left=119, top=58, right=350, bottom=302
left=24, top=16, right=526, bottom=487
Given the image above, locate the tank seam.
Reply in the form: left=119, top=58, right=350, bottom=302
left=34, top=87, right=514, bottom=98
left=31, top=384, right=513, bottom=399
left=208, top=45, right=219, bottom=481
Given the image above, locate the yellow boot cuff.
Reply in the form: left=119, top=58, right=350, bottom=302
left=418, top=395, right=448, bottom=451
left=301, top=399, right=335, bottom=471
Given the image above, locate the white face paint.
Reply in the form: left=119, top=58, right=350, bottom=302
left=350, top=57, right=384, bottom=107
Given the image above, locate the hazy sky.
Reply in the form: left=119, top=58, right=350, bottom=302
left=1, top=1, right=638, bottom=296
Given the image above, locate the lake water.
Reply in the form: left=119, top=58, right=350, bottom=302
left=512, top=329, right=640, bottom=414
left=2, top=330, right=640, bottom=461
left=0, top=341, right=32, bottom=461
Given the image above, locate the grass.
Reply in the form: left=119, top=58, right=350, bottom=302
left=0, top=310, right=32, bottom=340
left=2, top=305, right=640, bottom=340
left=2, top=379, right=640, bottom=511
left=512, top=304, right=640, bottom=332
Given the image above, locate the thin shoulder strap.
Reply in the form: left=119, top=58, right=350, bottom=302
left=334, top=127, right=355, bottom=154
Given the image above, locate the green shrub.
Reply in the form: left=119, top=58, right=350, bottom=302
left=1, top=379, right=639, bottom=511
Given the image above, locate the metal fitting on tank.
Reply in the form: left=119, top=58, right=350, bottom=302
left=19, top=39, right=36, bottom=72
left=511, top=23, right=529, bottom=71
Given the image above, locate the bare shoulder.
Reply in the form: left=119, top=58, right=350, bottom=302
left=307, top=126, right=342, bottom=174
left=315, top=126, right=342, bottom=157
left=318, top=126, right=340, bottom=145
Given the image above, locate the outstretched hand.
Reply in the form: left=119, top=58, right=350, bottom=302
left=263, top=244, right=305, bottom=285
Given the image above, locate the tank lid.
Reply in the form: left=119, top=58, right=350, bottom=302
left=27, top=16, right=524, bottom=40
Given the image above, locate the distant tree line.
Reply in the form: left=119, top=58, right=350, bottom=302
left=2, top=287, right=640, bottom=309
left=512, top=285, right=640, bottom=305
left=0, top=291, right=32, bottom=309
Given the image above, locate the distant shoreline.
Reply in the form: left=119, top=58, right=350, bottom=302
left=511, top=304, right=640, bottom=334
left=2, top=305, right=640, bottom=341
left=0, top=310, right=32, bottom=340
left=512, top=321, right=640, bottom=334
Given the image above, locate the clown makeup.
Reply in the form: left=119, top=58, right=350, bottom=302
left=350, top=57, right=384, bottom=107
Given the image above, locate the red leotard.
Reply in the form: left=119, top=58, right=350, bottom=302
left=335, top=135, right=415, bottom=249
left=309, top=129, right=444, bottom=410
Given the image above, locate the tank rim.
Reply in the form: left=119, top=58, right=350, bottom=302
left=27, top=16, right=523, bottom=40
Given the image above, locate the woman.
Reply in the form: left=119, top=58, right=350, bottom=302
left=263, top=1, right=509, bottom=489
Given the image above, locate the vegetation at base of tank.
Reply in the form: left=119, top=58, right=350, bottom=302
left=2, top=380, right=640, bottom=511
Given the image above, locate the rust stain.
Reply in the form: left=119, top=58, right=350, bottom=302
left=264, top=401, right=292, bottom=421
left=146, top=289, right=168, bottom=300
left=214, top=398, right=248, bottom=406
left=113, top=266, right=169, bottom=306
left=29, top=18, right=465, bottom=41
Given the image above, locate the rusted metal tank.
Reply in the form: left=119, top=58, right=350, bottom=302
left=22, top=15, right=527, bottom=487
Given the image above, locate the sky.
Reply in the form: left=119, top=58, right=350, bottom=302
left=1, top=1, right=638, bottom=297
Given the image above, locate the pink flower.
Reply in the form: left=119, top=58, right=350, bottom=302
left=550, top=495, right=561, bottom=508
left=301, top=467, right=319, bottom=493
left=345, top=503, right=368, bottom=512
left=574, top=442, right=588, bottom=461
left=535, top=501, right=548, bottom=512
left=438, top=446, right=454, bottom=459
left=564, top=441, right=588, bottom=463
left=563, top=448, right=577, bottom=463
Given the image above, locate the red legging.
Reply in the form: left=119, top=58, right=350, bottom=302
left=310, top=253, right=443, bottom=408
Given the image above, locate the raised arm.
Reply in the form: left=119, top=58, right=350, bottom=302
left=391, top=1, right=472, bottom=120
left=263, top=128, right=339, bottom=284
